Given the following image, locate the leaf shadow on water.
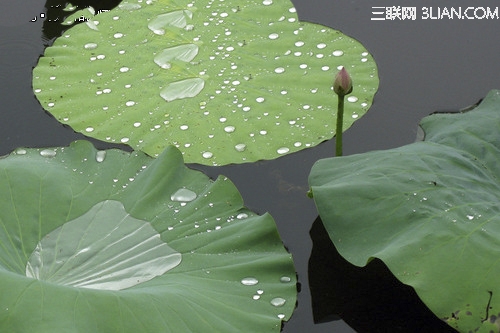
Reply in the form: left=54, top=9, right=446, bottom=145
left=309, top=216, right=457, bottom=333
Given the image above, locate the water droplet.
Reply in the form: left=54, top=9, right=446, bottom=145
left=263, top=0, right=273, bottom=4
left=277, top=314, right=285, bottom=319
left=280, top=276, right=291, bottom=283
left=84, top=43, right=98, bottom=50
left=256, top=97, right=265, bottom=103
left=332, top=50, right=344, bottom=56
left=40, top=149, right=56, bottom=158
left=133, top=122, right=141, bottom=127
left=120, top=67, right=130, bottom=73
left=171, top=188, right=197, bottom=202
left=160, top=78, right=205, bottom=102
left=85, top=127, right=94, bottom=133
left=237, top=213, right=248, bottom=219
left=347, top=96, right=358, bottom=103
left=317, top=43, right=327, bottom=49
left=295, top=41, right=304, bottom=47
left=113, top=33, right=124, bottom=39
left=118, top=3, right=142, bottom=10
left=224, top=126, right=235, bottom=133
left=241, top=277, right=259, bottom=286
left=95, top=150, right=106, bottom=163
left=270, top=297, right=286, bottom=307
left=154, top=44, right=199, bottom=69
left=268, top=33, right=279, bottom=40
left=234, top=144, right=246, bottom=152
left=126, top=101, right=135, bottom=106
left=202, top=151, right=213, bottom=159
left=219, top=117, right=227, bottom=123
left=277, top=147, right=289, bottom=154
left=467, top=215, right=474, bottom=220
left=274, top=67, right=285, bottom=74
left=180, top=125, right=189, bottom=130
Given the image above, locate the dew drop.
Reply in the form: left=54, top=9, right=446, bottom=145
left=40, top=149, right=56, bottom=158
left=120, top=67, right=130, bottom=73
left=256, top=97, right=265, bottom=103
left=277, top=147, right=289, bottom=154
left=347, top=96, right=358, bottom=103
left=270, top=297, right=286, bottom=307
left=237, top=213, right=248, bottom=219
left=295, top=41, right=304, bottom=47
left=263, top=0, right=272, bottom=5
left=171, top=188, right=197, bottom=202
left=85, top=127, right=94, bottom=133
left=278, top=314, right=285, bottom=319
left=280, top=276, right=291, bottom=283
left=84, top=43, right=98, bottom=50
left=202, top=151, right=213, bottom=159
left=274, top=67, right=285, bottom=74
left=332, top=50, right=344, bottom=56
left=95, top=150, right=106, bottom=163
left=234, top=144, right=246, bottom=152
left=14, top=148, right=27, bottom=155
left=133, top=122, right=141, bottom=127
left=241, top=277, right=259, bottom=286
left=180, top=125, right=189, bottom=130
left=113, top=33, right=124, bottom=38
left=224, top=126, right=235, bottom=133
left=121, top=137, right=130, bottom=143
left=118, top=3, right=142, bottom=10
left=268, top=33, right=279, bottom=40
left=125, top=101, right=135, bottom=106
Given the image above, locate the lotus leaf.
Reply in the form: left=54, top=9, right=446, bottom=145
left=32, top=0, right=378, bottom=165
left=308, top=90, right=500, bottom=332
left=0, top=140, right=296, bottom=332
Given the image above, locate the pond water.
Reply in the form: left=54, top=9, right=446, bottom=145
left=1, top=0, right=500, bottom=332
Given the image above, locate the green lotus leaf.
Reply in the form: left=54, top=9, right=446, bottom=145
left=32, top=0, right=378, bottom=165
left=308, top=90, right=500, bottom=332
left=0, top=140, right=296, bottom=332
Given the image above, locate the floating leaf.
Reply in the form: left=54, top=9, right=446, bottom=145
left=32, top=0, right=378, bottom=165
left=308, top=90, right=500, bottom=332
left=0, top=141, right=296, bottom=332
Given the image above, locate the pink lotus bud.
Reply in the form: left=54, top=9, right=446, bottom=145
left=333, top=67, right=353, bottom=96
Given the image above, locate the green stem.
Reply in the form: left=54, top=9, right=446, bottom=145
left=336, top=94, right=345, bottom=156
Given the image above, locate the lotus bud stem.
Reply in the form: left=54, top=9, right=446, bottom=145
left=333, top=67, right=353, bottom=156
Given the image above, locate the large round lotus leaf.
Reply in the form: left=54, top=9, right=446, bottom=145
left=32, top=0, right=378, bottom=165
left=0, top=140, right=296, bottom=332
left=308, top=90, right=500, bottom=332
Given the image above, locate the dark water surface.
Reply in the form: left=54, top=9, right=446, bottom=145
left=1, top=0, right=500, bottom=332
